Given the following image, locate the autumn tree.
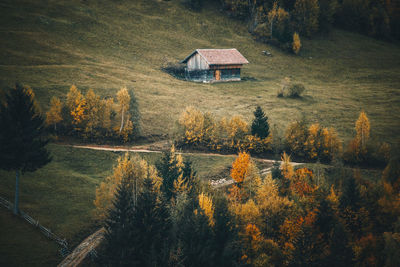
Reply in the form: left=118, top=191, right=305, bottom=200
left=222, top=115, right=249, bottom=149
left=115, top=87, right=134, bottom=141
left=251, top=106, right=270, bottom=139
left=279, top=152, right=295, bottom=195
left=285, top=119, right=308, bottom=158
left=45, top=96, right=63, bottom=131
left=229, top=151, right=251, bottom=202
left=100, top=97, right=114, bottom=135
left=304, top=123, right=322, bottom=160
left=198, top=192, right=215, bottom=226
left=292, top=32, right=301, bottom=54
left=84, top=89, right=102, bottom=138
left=321, top=127, right=341, bottom=162
left=355, top=110, right=370, bottom=154
left=293, top=0, right=320, bottom=37
left=0, top=84, right=51, bottom=214
left=66, top=85, right=86, bottom=129
left=94, top=153, right=161, bottom=220
left=178, top=106, right=213, bottom=146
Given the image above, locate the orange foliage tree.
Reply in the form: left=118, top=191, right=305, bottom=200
left=66, top=85, right=87, bottom=128
left=229, top=151, right=251, bottom=202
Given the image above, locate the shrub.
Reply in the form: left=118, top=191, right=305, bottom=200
left=288, top=83, right=305, bottom=98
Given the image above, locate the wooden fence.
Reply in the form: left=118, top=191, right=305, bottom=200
left=0, top=196, right=70, bottom=257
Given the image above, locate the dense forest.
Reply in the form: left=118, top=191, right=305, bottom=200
left=186, top=0, right=400, bottom=53
left=95, top=146, right=400, bottom=266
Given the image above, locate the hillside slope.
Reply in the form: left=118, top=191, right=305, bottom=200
left=0, top=0, right=399, bottom=143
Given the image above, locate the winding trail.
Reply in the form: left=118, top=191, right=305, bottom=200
left=69, top=142, right=304, bottom=188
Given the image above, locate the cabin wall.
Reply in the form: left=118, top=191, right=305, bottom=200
left=220, top=68, right=241, bottom=81
left=185, top=69, right=213, bottom=82
left=187, top=53, right=209, bottom=70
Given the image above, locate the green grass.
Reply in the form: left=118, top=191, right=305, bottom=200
left=0, top=209, right=60, bottom=267
left=0, top=144, right=238, bottom=265
left=0, top=0, right=399, bottom=144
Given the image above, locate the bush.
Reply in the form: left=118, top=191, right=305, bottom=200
left=288, top=83, right=305, bottom=98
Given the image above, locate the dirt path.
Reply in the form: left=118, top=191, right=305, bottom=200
left=70, top=143, right=304, bottom=188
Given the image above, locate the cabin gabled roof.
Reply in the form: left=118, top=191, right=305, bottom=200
left=181, top=48, right=249, bottom=65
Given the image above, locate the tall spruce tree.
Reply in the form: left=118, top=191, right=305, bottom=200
left=156, top=146, right=196, bottom=201
left=130, top=178, right=171, bottom=266
left=178, top=197, right=216, bottom=267
left=103, top=177, right=135, bottom=266
left=213, top=195, right=241, bottom=266
left=0, top=84, right=51, bottom=214
left=251, top=106, right=270, bottom=139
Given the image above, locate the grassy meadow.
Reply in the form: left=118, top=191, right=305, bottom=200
left=0, top=0, right=399, bottom=265
left=0, top=144, right=247, bottom=265
left=0, top=0, right=399, bottom=144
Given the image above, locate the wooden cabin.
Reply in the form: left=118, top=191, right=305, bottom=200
left=181, top=49, right=249, bottom=82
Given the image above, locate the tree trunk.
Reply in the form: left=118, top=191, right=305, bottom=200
left=14, top=169, right=20, bottom=215
left=119, top=107, right=125, bottom=133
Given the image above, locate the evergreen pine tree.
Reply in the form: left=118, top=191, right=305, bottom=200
left=156, top=147, right=196, bottom=201
left=213, top=195, right=241, bottom=266
left=103, top=177, right=135, bottom=266
left=178, top=197, right=216, bottom=267
left=327, top=222, right=354, bottom=266
left=251, top=106, right=270, bottom=139
left=0, top=83, right=51, bottom=214
left=339, top=174, right=361, bottom=210
left=130, top=178, right=171, bottom=266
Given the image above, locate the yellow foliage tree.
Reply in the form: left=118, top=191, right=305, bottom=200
left=94, top=153, right=162, bottom=220
left=321, top=127, right=341, bottom=161
left=231, top=151, right=251, bottom=185
left=46, top=96, right=63, bottom=131
left=285, top=120, right=307, bottom=157
left=198, top=192, right=215, bottom=226
left=304, top=123, right=322, bottom=160
left=178, top=106, right=213, bottom=145
left=66, top=85, right=86, bottom=127
left=116, top=87, right=131, bottom=134
left=255, top=173, right=293, bottom=219
left=102, top=98, right=114, bottom=130
left=228, top=152, right=261, bottom=202
left=84, top=89, right=102, bottom=138
left=292, top=32, right=301, bottom=54
left=280, top=152, right=295, bottom=195
left=231, top=199, right=261, bottom=227
left=222, top=115, right=249, bottom=149
left=290, top=168, right=316, bottom=197
left=355, top=110, right=370, bottom=154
